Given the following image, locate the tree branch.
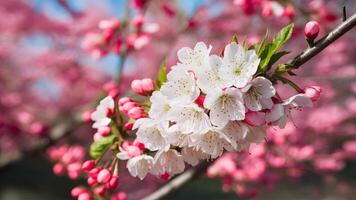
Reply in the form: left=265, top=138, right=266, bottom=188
left=277, top=12, right=356, bottom=74
left=143, top=12, right=356, bottom=200
left=142, top=162, right=211, bottom=200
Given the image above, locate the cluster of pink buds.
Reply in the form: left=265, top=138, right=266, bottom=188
left=118, top=97, right=147, bottom=129
left=82, top=19, right=122, bottom=58
left=47, top=145, right=85, bottom=179
left=130, top=78, right=155, bottom=95
left=82, top=11, right=158, bottom=59
left=69, top=160, right=121, bottom=200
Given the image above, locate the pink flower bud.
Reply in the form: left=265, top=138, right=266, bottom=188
left=98, top=126, right=111, bottom=136
left=97, top=169, right=112, bottom=183
left=122, top=102, right=139, bottom=113
left=132, top=15, right=144, bottom=27
left=71, top=187, right=86, bottom=198
left=131, top=79, right=144, bottom=94
left=78, top=192, right=92, bottom=200
left=94, top=186, right=106, bottom=196
left=53, top=163, right=65, bottom=175
left=107, top=175, right=119, bottom=190
left=141, top=78, right=155, bottom=92
left=103, top=81, right=117, bottom=92
left=283, top=5, right=295, bottom=20
left=89, top=167, right=102, bottom=178
left=118, top=97, right=133, bottom=107
left=111, top=192, right=127, bottom=200
left=124, top=122, right=133, bottom=131
left=82, top=110, right=93, bottom=123
left=109, top=89, right=120, bottom=99
left=93, top=132, right=104, bottom=142
left=303, top=86, right=321, bottom=101
left=128, top=107, right=145, bottom=119
left=87, top=177, right=97, bottom=186
left=82, top=160, right=95, bottom=171
left=304, top=21, right=320, bottom=39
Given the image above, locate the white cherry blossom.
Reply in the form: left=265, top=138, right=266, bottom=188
left=204, top=88, right=245, bottom=127
left=222, top=120, right=249, bottom=150
left=219, top=42, right=260, bottom=88
left=133, top=118, right=168, bottom=151
left=181, top=147, right=210, bottom=166
left=127, top=154, right=154, bottom=180
left=196, top=55, right=226, bottom=94
left=190, top=128, right=234, bottom=159
left=152, top=149, right=185, bottom=176
left=177, top=41, right=211, bottom=70
left=148, top=91, right=172, bottom=120
left=160, top=67, right=200, bottom=104
left=167, top=103, right=211, bottom=134
left=265, top=94, right=312, bottom=128
left=242, top=76, right=275, bottom=111
left=91, top=96, right=114, bottom=129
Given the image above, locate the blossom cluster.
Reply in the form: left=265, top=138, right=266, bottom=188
left=98, top=41, right=315, bottom=180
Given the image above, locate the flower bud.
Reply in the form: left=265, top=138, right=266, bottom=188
left=98, top=126, right=111, bottom=136
left=124, top=122, right=133, bottom=131
left=78, top=192, right=92, bottom=200
left=128, top=107, right=145, bottom=119
left=118, top=97, right=133, bottom=107
left=53, top=163, right=65, bottom=175
left=82, top=110, right=93, bottom=123
left=94, top=186, right=106, bottom=196
left=109, top=89, right=120, bottom=99
left=131, top=79, right=144, bottom=94
left=87, top=177, right=97, bottom=186
left=71, top=187, right=86, bottom=198
left=103, top=81, right=117, bottom=92
left=107, top=175, right=119, bottom=190
left=141, top=78, right=155, bottom=93
left=97, top=168, right=112, bottom=183
left=303, top=86, right=321, bottom=101
left=304, top=21, right=320, bottom=39
left=93, top=132, right=104, bottom=142
left=122, top=102, right=139, bottom=113
left=89, top=167, right=102, bottom=178
left=82, top=160, right=95, bottom=171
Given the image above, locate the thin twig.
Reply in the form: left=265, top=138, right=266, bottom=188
left=144, top=12, right=356, bottom=200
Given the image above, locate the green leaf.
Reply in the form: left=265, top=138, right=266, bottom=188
left=155, top=60, right=167, bottom=90
left=90, top=134, right=116, bottom=159
left=257, top=24, right=294, bottom=73
left=231, top=35, right=238, bottom=43
left=257, top=30, right=269, bottom=57
left=272, top=23, right=294, bottom=50
left=268, top=51, right=290, bottom=67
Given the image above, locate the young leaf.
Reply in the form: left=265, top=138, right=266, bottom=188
left=155, top=60, right=167, bottom=90
left=90, top=134, right=117, bottom=159
left=268, top=51, right=290, bottom=67
left=231, top=35, right=238, bottom=43
left=258, top=24, right=294, bottom=73
left=258, top=30, right=269, bottom=57
left=271, top=23, right=294, bottom=52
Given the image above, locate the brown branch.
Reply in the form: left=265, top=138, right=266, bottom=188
left=142, top=161, right=211, bottom=200
left=276, top=12, right=356, bottom=75
left=143, top=12, right=356, bottom=200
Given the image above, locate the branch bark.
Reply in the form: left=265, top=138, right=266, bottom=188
left=143, top=12, right=356, bottom=200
